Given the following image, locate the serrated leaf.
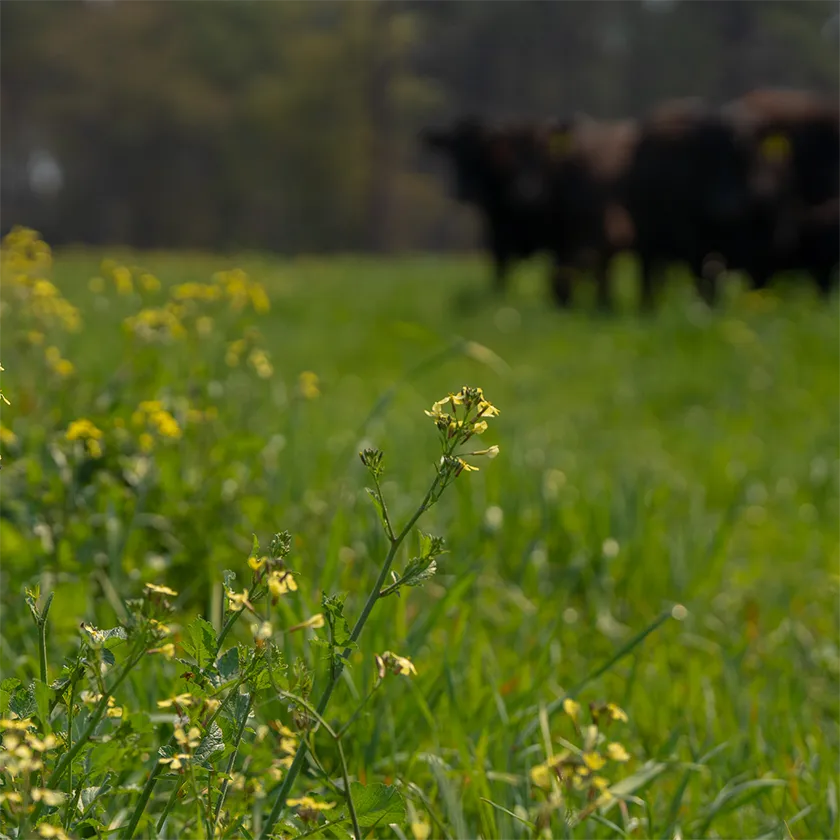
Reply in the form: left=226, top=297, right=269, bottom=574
left=365, top=488, right=389, bottom=534
left=401, top=557, right=437, bottom=588
left=346, top=782, right=405, bottom=828
left=184, top=617, right=217, bottom=670
left=81, top=625, right=129, bottom=647
left=322, top=593, right=353, bottom=648
left=78, top=780, right=111, bottom=815
left=10, top=683, right=36, bottom=720
left=217, top=647, right=240, bottom=682
left=269, top=531, right=292, bottom=559
left=0, top=678, right=20, bottom=715
left=194, top=721, right=225, bottom=765
left=101, top=649, right=116, bottom=668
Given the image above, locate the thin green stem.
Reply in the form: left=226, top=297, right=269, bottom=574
left=37, top=592, right=54, bottom=685
left=156, top=778, right=185, bottom=833
left=213, top=694, right=254, bottom=830
left=336, top=683, right=381, bottom=741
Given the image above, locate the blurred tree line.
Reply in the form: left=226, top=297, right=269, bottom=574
left=1, top=0, right=837, bottom=253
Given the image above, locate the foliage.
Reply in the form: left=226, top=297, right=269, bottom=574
left=0, top=229, right=838, bottom=838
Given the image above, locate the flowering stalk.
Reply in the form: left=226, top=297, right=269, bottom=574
left=260, top=386, right=499, bottom=839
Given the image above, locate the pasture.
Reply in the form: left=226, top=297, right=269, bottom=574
left=1, top=233, right=838, bottom=839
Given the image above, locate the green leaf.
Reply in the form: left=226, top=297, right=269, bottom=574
left=0, top=678, right=21, bottom=715
left=217, top=647, right=240, bottom=682
left=322, top=593, right=353, bottom=648
left=10, top=683, right=36, bottom=720
left=365, top=488, right=389, bottom=534
left=400, top=557, right=438, bottom=588
left=194, top=721, right=225, bottom=766
left=346, top=782, right=406, bottom=828
left=80, top=625, right=128, bottom=648
left=251, top=534, right=261, bottom=558
left=184, top=617, right=217, bottom=670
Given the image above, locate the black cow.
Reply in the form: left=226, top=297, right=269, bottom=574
left=724, top=89, right=840, bottom=295
left=617, top=98, right=753, bottom=308
left=421, top=118, right=551, bottom=295
left=531, top=116, right=639, bottom=309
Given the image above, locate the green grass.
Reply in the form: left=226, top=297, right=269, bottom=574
left=1, top=243, right=838, bottom=839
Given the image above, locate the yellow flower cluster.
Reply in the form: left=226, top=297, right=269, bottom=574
left=171, top=282, right=223, bottom=302
left=375, top=650, right=418, bottom=678
left=298, top=370, right=320, bottom=400
left=132, top=400, right=182, bottom=450
left=213, top=268, right=271, bottom=314
left=159, top=725, right=203, bottom=772
left=0, top=724, right=60, bottom=778
left=1, top=228, right=81, bottom=333
left=123, top=304, right=187, bottom=343
left=78, top=691, right=124, bottom=719
left=94, top=261, right=161, bottom=297
left=529, top=699, right=630, bottom=808
left=248, top=348, right=274, bottom=379
left=66, top=418, right=104, bottom=458
left=45, top=345, right=75, bottom=379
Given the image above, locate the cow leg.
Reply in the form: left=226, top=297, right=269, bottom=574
left=551, top=262, right=574, bottom=308
left=813, top=264, right=838, bottom=297
left=638, top=252, right=657, bottom=312
left=492, top=252, right=510, bottom=295
left=594, top=257, right=611, bottom=312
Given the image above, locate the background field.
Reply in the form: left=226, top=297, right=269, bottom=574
left=2, top=248, right=838, bottom=838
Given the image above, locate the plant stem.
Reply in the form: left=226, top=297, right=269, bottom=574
left=259, top=465, right=446, bottom=839
left=213, top=693, right=254, bottom=830
left=156, top=778, right=185, bottom=833
left=37, top=592, right=54, bottom=685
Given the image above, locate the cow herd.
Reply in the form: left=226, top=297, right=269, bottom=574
left=422, top=88, right=839, bottom=310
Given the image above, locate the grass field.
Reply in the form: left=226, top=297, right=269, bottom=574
left=1, top=230, right=838, bottom=839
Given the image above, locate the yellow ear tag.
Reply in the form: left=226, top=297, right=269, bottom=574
left=549, top=131, right=572, bottom=159
left=760, top=133, right=792, bottom=163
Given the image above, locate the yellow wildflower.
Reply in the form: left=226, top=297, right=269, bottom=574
left=288, top=796, right=336, bottom=811
left=112, top=266, right=134, bottom=295
left=411, top=820, right=432, bottom=840
left=268, top=571, right=298, bottom=598
left=159, top=753, right=191, bottom=771
left=139, top=273, right=161, bottom=293
left=288, top=613, right=324, bottom=632
left=174, top=726, right=202, bottom=750
left=37, top=824, right=70, bottom=840
left=248, top=555, right=267, bottom=572
left=298, top=371, right=320, bottom=400
left=25, top=733, right=59, bottom=752
left=377, top=651, right=417, bottom=677
left=563, top=698, right=581, bottom=723
left=148, top=643, right=176, bottom=659
left=530, top=762, right=553, bottom=789
left=0, top=719, right=34, bottom=731
left=251, top=621, right=273, bottom=642
left=66, top=419, right=102, bottom=442
left=0, top=427, right=15, bottom=446
left=605, top=703, right=628, bottom=723
left=145, top=582, right=178, bottom=597
left=227, top=589, right=252, bottom=612
left=606, top=742, right=630, bottom=763
left=582, top=752, right=606, bottom=772
left=158, top=693, right=193, bottom=709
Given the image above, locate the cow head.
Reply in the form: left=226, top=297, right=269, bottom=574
left=420, top=118, right=500, bottom=204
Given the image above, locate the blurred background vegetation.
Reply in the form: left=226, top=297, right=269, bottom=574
left=2, top=0, right=837, bottom=254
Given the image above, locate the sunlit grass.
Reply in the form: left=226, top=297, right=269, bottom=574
left=1, top=231, right=838, bottom=838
